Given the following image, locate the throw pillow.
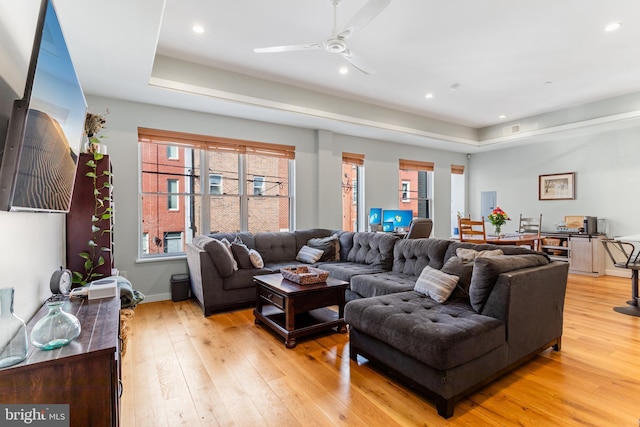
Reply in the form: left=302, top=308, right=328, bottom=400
left=249, top=249, right=264, bottom=268
left=231, top=242, right=253, bottom=269
left=219, top=238, right=239, bottom=271
left=456, top=247, right=504, bottom=262
left=307, top=235, right=339, bottom=262
left=441, top=256, right=474, bottom=300
left=469, top=254, right=550, bottom=313
left=296, top=245, right=325, bottom=264
left=202, top=238, right=236, bottom=277
left=414, top=265, right=460, bottom=303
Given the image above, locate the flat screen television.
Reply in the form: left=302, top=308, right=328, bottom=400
left=382, top=209, right=413, bottom=231
left=0, top=0, right=86, bottom=212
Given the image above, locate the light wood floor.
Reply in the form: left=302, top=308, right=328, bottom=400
left=120, top=274, right=640, bottom=426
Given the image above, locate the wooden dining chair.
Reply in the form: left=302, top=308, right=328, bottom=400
left=519, top=213, right=542, bottom=250
left=458, top=217, right=486, bottom=243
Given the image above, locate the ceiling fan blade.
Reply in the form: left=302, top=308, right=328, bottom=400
left=341, top=49, right=377, bottom=75
left=338, top=0, right=391, bottom=39
left=254, top=43, right=321, bottom=53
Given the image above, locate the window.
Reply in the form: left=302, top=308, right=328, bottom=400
left=209, top=173, right=222, bottom=195
left=401, top=181, right=410, bottom=202
left=167, top=145, right=179, bottom=160
left=253, top=176, right=265, bottom=196
left=142, top=232, right=149, bottom=255
left=342, top=152, right=364, bottom=232
left=399, top=159, right=433, bottom=219
left=352, top=177, right=358, bottom=204
left=163, top=231, right=183, bottom=253
left=139, top=128, right=295, bottom=257
left=451, top=165, right=465, bottom=235
left=167, top=179, right=179, bottom=210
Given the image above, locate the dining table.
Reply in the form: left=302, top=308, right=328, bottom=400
left=485, top=233, right=540, bottom=247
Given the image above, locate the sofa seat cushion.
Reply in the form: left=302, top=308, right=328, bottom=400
left=344, top=291, right=505, bottom=370
left=264, top=261, right=317, bottom=272
left=350, top=271, right=417, bottom=298
left=316, top=262, right=387, bottom=282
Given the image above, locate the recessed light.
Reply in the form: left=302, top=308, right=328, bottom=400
left=499, top=115, right=507, bottom=119
left=544, top=80, right=552, bottom=85
left=450, top=83, right=460, bottom=91
left=605, top=21, right=621, bottom=32
left=339, top=67, right=349, bottom=75
left=425, top=93, right=433, bottom=99
left=193, top=25, right=205, bottom=34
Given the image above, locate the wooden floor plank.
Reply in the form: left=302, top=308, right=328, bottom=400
left=121, top=273, right=640, bottom=426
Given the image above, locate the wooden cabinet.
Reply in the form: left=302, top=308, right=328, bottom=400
left=541, top=233, right=605, bottom=276
left=0, top=295, right=121, bottom=427
left=66, top=153, right=114, bottom=281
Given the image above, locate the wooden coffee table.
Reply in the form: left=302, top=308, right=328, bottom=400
left=253, top=273, right=349, bottom=348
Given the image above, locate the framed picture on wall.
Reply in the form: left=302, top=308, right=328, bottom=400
left=539, top=172, right=575, bottom=200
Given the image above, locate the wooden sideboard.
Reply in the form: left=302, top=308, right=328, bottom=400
left=0, top=295, right=121, bottom=427
left=541, top=233, right=605, bottom=277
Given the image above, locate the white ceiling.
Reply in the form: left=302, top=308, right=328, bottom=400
left=53, top=0, right=640, bottom=152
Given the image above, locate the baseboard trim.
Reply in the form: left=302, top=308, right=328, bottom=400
left=140, top=293, right=171, bottom=303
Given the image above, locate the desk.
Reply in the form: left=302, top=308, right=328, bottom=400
left=486, top=234, right=540, bottom=248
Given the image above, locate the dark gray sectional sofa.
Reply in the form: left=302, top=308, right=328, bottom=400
left=344, top=238, right=568, bottom=418
left=186, top=228, right=568, bottom=419
left=186, top=229, right=399, bottom=315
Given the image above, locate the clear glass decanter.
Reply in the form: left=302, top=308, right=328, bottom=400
left=30, top=300, right=81, bottom=351
left=0, top=287, right=28, bottom=368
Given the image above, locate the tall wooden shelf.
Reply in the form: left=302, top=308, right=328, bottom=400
left=0, top=295, right=121, bottom=426
left=66, top=153, right=114, bottom=280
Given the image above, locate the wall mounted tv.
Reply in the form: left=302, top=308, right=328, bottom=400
left=0, top=0, right=86, bottom=212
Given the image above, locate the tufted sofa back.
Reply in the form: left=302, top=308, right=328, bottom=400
left=392, top=238, right=452, bottom=276
left=346, top=232, right=399, bottom=270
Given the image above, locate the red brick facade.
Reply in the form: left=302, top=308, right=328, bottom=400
left=141, top=143, right=291, bottom=254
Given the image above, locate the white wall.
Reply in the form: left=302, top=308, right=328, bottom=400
left=468, top=124, right=640, bottom=238
left=86, top=95, right=469, bottom=302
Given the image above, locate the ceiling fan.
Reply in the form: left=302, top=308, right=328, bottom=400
left=253, top=0, right=391, bottom=75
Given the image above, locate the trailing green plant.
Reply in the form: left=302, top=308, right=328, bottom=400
left=72, top=151, right=114, bottom=286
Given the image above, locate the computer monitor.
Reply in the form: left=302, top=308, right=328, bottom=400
left=382, top=221, right=394, bottom=232
left=382, top=209, right=413, bottom=231
left=369, top=208, right=382, bottom=225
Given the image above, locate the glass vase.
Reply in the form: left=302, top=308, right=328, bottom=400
left=0, top=287, right=28, bottom=368
left=30, top=300, right=81, bottom=351
left=494, top=224, right=502, bottom=236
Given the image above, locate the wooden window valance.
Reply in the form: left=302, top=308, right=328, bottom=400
left=138, top=127, right=295, bottom=159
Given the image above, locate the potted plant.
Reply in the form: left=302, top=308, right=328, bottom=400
left=72, top=111, right=113, bottom=286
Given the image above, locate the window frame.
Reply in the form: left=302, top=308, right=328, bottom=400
left=138, top=128, right=295, bottom=259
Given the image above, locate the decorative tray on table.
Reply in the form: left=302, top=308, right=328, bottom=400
left=281, top=266, right=329, bottom=284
